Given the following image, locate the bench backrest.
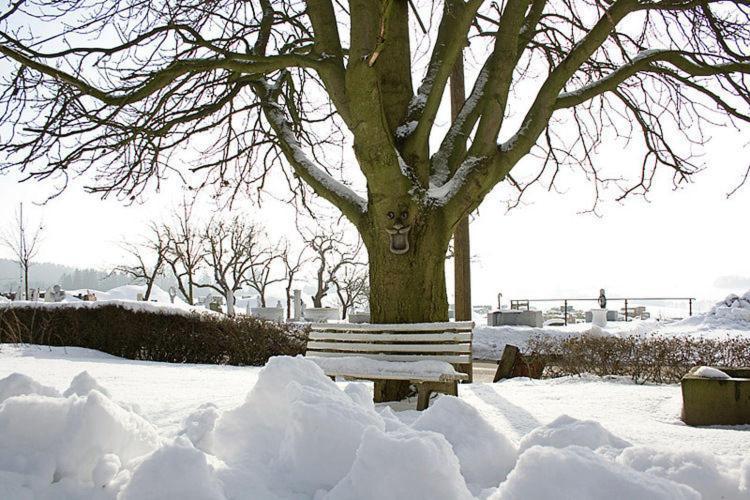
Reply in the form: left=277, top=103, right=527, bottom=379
left=305, top=321, right=473, bottom=366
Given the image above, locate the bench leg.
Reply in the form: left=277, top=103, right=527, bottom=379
left=416, top=381, right=459, bottom=410
left=374, top=380, right=414, bottom=403
left=416, top=384, right=432, bottom=411
left=456, top=363, right=473, bottom=383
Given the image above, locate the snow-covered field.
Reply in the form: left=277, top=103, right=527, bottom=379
left=474, top=313, right=750, bottom=360
left=0, top=284, right=210, bottom=317
left=1, top=344, right=748, bottom=499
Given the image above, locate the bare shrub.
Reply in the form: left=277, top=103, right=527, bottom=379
left=526, top=334, right=750, bottom=384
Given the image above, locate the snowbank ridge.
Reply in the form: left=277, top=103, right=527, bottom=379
left=1, top=356, right=749, bottom=499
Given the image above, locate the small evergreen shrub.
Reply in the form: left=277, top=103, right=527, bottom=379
left=0, top=304, right=307, bottom=365
left=526, top=333, right=750, bottom=384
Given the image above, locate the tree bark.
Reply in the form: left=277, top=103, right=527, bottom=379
left=366, top=223, right=452, bottom=401
left=286, top=284, right=293, bottom=320
left=368, top=244, right=449, bottom=324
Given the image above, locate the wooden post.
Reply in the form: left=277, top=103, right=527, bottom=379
left=451, top=52, right=472, bottom=324
left=624, top=299, right=628, bottom=322
left=451, top=52, right=473, bottom=384
left=494, top=345, right=521, bottom=382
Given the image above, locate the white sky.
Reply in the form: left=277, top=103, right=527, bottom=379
left=1, top=4, right=749, bottom=313
left=1, top=124, right=747, bottom=314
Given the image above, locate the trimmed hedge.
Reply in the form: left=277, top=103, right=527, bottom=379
left=0, top=304, right=307, bottom=365
left=526, top=333, right=750, bottom=384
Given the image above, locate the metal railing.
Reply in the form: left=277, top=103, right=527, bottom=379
left=510, top=296, right=696, bottom=326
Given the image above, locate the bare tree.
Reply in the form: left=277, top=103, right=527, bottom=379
left=280, top=241, right=310, bottom=320
left=1, top=1, right=749, bottom=324
left=245, top=233, right=284, bottom=308
left=1, top=204, right=43, bottom=299
left=199, top=217, right=259, bottom=317
left=304, top=227, right=363, bottom=308
left=163, top=199, right=204, bottom=305
left=333, top=265, right=369, bottom=320
left=113, top=224, right=168, bottom=301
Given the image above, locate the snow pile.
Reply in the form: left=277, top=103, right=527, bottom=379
left=206, top=356, right=513, bottom=497
left=492, top=445, right=700, bottom=500
left=412, top=395, right=517, bottom=490
left=693, top=366, right=731, bottom=379
left=97, top=285, right=181, bottom=304
left=0, top=297, right=207, bottom=317
left=118, top=437, right=225, bottom=500
left=0, top=284, right=211, bottom=317
left=0, top=376, right=161, bottom=497
left=2, top=356, right=750, bottom=499
left=63, top=370, right=112, bottom=398
left=518, top=415, right=631, bottom=454
left=618, top=447, right=750, bottom=500
left=327, top=427, right=473, bottom=500
left=310, top=356, right=462, bottom=380
left=0, top=372, right=60, bottom=402
left=709, top=291, right=750, bottom=322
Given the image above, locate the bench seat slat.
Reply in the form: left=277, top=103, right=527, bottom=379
left=306, top=350, right=471, bottom=364
left=318, top=370, right=469, bottom=383
left=310, top=321, right=473, bottom=333
left=307, top=341, right=471, bottom=353
left=308, top=332, right=472, bottom=342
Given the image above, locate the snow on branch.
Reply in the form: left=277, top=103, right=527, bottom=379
left=426, top=156, right=485, bottom=206
left=430, top=66, right=491, bottom=187
left=263, top=103, right=368, bottom=216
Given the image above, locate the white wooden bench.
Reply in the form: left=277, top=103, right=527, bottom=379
left=305, top=321, right=473, bottom=410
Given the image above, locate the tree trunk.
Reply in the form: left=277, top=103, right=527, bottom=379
left=367, top=237, right=450, bottom=324
left=187, top=274, right=194, bottom=305
left=225, top=288, right=235, bottom=317
left=286, top=284, right=292, bottom=320
left=365, top=224, right=451, bottom=401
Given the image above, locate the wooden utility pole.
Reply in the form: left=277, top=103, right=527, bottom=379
left=451, top=54, right=472, bottom=323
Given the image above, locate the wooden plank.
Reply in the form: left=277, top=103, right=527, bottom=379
left=309, top=321, right=474, bottom=332
left=317, top=370, right=468, bottom=383
left=304, top=351, right=471, bottom=364
left=308, top=332, right=472, bottom=342
left=494, top=344, right=520, bottom=382
left=307, top=341, right=471, bottom=353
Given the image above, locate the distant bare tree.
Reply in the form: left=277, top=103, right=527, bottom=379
left=113, top=223, right=167, bottom=301
left=246, top=231, right=284, bottom=308
left=333, top=265, right=369, bottom=320
left=280, top=241, right=309, bottom=320
left=1, top=205, right=43, bottom=299
left=304, top=227, right=363, bottom=308
left=163, top=199, right=204, bottom=305
left=2, top=0, right=749, bottom=325
left=199, top=217, right=259, bottom=317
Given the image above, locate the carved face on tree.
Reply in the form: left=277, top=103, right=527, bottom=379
left=385, top=206, right=412, bottom=255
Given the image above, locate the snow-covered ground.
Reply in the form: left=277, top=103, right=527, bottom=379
left=1, top=344, right=748, bottom=499
left=475, top=314, right=750, bottom=360
left=0, top=284, right=209, bottom=316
